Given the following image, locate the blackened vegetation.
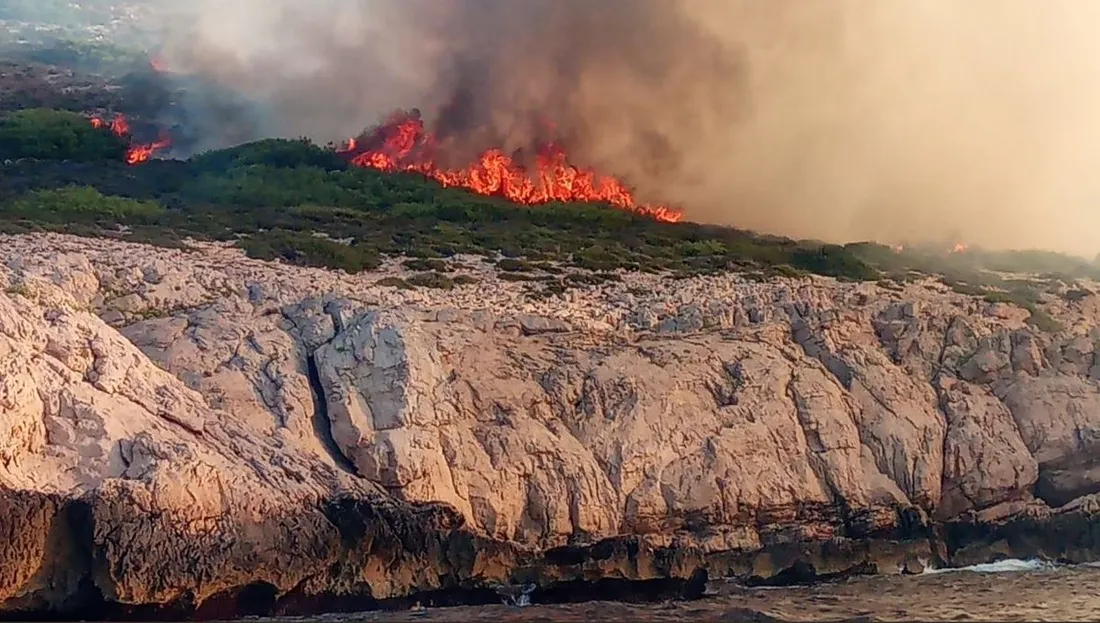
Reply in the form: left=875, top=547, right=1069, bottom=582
left=0, top=61, right=121, bottom=114
left=0, top=60, right=170, bottom=117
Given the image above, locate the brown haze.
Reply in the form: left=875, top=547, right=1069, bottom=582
left=153, top=0, right=1100, bottom=257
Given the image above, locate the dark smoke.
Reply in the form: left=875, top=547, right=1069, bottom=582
left=157, top=0, right=741, bottom=180
left=116, top=70, right=265, bottom=155
left=153, top=0, right=1100, bottom=256
left=413, top=0, right=744, bottom=175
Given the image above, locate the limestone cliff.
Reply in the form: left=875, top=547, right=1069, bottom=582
left=2, top=233, right=1099, bottom=617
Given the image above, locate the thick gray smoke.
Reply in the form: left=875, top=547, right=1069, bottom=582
left=156, top=1, right=1100, bottom=256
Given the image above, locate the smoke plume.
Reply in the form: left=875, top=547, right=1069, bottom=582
left=154, top=0, right=1100, bottom=257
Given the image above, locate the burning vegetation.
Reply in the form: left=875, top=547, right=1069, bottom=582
left=340, top=111, right=681, bottom=222
left=89, top=113, right=172, bottom=164
left=81, top=106, right=681, bottom=223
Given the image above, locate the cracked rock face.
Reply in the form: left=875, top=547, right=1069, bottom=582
left=3, top=233, right=1100, bottom=616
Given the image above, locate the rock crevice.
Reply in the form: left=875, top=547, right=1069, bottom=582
left=306, top=353, right=358, bottom=477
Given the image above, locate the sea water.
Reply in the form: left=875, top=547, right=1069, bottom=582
left=245, top=560, right=1099, bottom=622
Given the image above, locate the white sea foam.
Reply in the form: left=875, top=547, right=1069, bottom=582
left=923, top=558, right=1059, bottom=575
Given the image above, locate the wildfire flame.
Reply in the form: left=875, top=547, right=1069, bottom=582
left=90, top=114, right=129, bottom=136
left=951, top=242, right=970, bottom=254
left=342, top=112, right=682, bottom=222
left=89, top=113, right=171, bottom=164
left=337, top=137, right=358, bottom=153
left=125, top=137, right=173, bottom=165
left=82, top=108, right=682, bottom=223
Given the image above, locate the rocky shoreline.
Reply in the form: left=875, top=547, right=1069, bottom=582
left=2, top=233, right=1100, bottom=619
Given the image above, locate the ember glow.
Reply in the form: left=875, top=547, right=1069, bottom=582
left=342, top=111, right=683, bottom=222
left=89, top=113, right=172, bottom=165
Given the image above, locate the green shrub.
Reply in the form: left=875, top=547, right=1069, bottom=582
left=376, top=277, right=411, bottom=289
left=238, top=230, right=380, bottom=273
left=499, top=272, right=540, bottom=282
left=790, top=244, right=878, bottom=281
left=535, top=280, right=569, bottom=299
left=406, top=272, right=456, bottom=289
left=979, top=287, right=1062, bottom=333
left=678, top=239, right=726, bottom=257
left=3, top=187, right=162, bottom=222
left=767, top=264, right=808, bottom=279
left=189, top=138, right=347, bottom=172
left=0, top=109, right=128, bottom=162
left=403, top=258, right=448, bottom=272
left=565, top=272, right=619, bottom=286
left=125, top=226, right=191, bottom=249
left=1025, top=307, right=1062, bottom=333
left=1064, top=289, right=1093, bottom=303
left=497, top=258, right=535, bottom=272
left=532, top=261, right=564, bottom=274
left=573, top=245, right=629, bottom=271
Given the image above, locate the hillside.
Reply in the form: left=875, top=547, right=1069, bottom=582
left=2, top=107, right=1098, bottom=306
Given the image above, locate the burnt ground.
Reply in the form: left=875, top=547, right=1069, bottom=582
left=0, top=60, right=124, bottom=114
left=0, top=57, right=178, bottom=124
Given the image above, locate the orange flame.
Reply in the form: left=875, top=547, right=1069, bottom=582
left=345, top=112, right=682, bottom=222
left=125, top=136, right=172, bottom=165
left=951, top=242, right=970, bottom=254
left=109, top=114, right=129, bottom=136
left=88, top=113, right=171, bottom=165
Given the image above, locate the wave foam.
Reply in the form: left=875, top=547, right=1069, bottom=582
left=923, top=558, right=1058, bottom=575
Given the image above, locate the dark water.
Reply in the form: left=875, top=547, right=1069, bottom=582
left=243, top=560, right=1100, bottom=622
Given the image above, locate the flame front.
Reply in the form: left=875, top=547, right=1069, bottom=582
left=345, top=112, right=682, bottom=222
left=88, top=113, right=171, bottom=165
left=84, top=109, right=684, bottom=224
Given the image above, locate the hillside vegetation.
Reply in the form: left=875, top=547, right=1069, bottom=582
left=1, top=108, right=1098, bottom=306
left=0, top=108, right=881, bottom=280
